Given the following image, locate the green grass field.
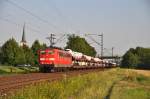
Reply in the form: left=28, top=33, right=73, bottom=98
left=0, top=65, right=39, bottom=75
left=4, top=68, right=150, bottom=99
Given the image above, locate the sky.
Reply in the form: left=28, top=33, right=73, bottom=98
left=0, top=0, right=150, bottom=56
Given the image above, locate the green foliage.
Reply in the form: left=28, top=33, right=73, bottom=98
left=22, top=45, right=34, bottom=65
left=0, top=47, right=2, bottom=64
left=31, top=40, right=40, bottom=66
left=7, top=68, right=150, bottom=99
left=1, top=38, right=26, bottom=65
left=14, top=47, right=26, bottom=65
left=0, top=38, right=47, bottom=66
left=31, top=40, right=46, bottom=66
left=8, top=69, right=122, bottom=99
left=65, top=34, right=96, bottom=56
left=136, top=47, right=150, bottom=69
left=121, top=47, right=150, bottom=69
left=110, top=71, right=150, bottom=99
left=122, top=51, right=139, bottom=68
left=0, top=65, right=39, bottom=75
left=31, top=40, right=41, bottom=55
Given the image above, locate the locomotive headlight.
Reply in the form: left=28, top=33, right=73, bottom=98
left=40, top=58, right=45, bottom=60
left=49, top=58, right=55, bottom=60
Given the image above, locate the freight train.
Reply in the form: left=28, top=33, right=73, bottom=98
left=38, top=48, right=116, bottom=72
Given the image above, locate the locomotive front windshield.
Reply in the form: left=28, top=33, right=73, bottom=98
left=48, top=50, right=54, bottom=55
left=40, top=50, right=54, bottom=55
left=40, top=51, right=46, bottom=55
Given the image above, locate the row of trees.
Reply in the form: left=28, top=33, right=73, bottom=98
left=65, top=35, right=96, bottom=56
left=0, top=38, right=46, bottom=66
left=121, top=47, right=150, bottom=69
left=0, top=35, right=97, bottom=66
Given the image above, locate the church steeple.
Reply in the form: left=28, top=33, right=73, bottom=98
left=21, top=23, right=27, bottom=46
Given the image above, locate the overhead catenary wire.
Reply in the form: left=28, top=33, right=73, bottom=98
left=55, top=34, right=66, bottom=44
left=84, top=33, right=104, bottom=57
left=0, top=16, right=69, bottom=48
left=51, top=0, right=75, bottom=32
left=45, top=0, right=81, bottom=34
left=46, top=34, right=67, bottom=47
left=0, top=17, right=44, bottom=34
left=2, top=13, right=44, bottom=33
left=2, top=0, right=88, bottom=48
left=5, top=0, right=65, bottom=34
left=85, top=34, right=101, bottom=45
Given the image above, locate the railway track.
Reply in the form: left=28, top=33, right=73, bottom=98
left=0, top=69, right=103, bottom=96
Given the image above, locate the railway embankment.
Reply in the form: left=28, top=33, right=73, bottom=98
left=0, top=69, right=103, bottom=97
left=1, top=68, right=150, bottom=99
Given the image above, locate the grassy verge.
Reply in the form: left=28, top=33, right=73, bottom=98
left=110, top=70, right=150, bottom=99
left=3, top=68, right=150, bottom=99
left=0, top=65, right=39, bottom=75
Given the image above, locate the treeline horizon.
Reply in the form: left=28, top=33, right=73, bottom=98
left=0, top=38, right=47, bottom=66
left=121, top=47, right=150, bottom=69
left=0, top=35, right=97, bottom=66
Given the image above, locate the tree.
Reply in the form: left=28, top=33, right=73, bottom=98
left=0, top=47, right=2, bottom=64
left=1, top=38, right=25, bottom=65
left=14, top=47, right=26, bottom=65
left=121, top=51, right=139, bottom=68
left=22, top=45, right=34, bottom=65
left=121, top=47, right=150, bottom=69
left=135, top=47, right=150, bottom=69
left=65, top=35, right=96, bottom=56
left=31, top=40, right=44, bottom=66
left=142, top=53, right=150, bottom=69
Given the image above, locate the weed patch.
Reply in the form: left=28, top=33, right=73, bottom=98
left=3, top=68, right=150, bottom=99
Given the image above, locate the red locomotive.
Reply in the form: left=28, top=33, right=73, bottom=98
left=39, top=48, right=72, bottom=72
left=38, top=48, right=116, bottom=72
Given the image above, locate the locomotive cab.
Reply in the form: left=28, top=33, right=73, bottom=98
left=39, top=49, right=55, bottom=65
left=39, top=49, right=55, bottom=72
left=39, top=48, right=72, bottom=72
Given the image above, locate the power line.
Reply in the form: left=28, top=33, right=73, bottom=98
left=55, top=34, right=66, bottom=44
left=46, top=34, right=56, bottom=47
left=103, top=48, right=112, bottom=56
left=2, top=13, right=46, bottom=33
left=50, top=0, right=75, bottom=31
left=46, top=34, right=68, bottom=47
left=85, top=33, right=103, bottom=57
left=85, top=34, right=100, bottom=45
left=0, top=17, right=43, bottom=34
left=0, top=17, right=68, bottom=48
left=45, top=0, right=80, bottom=33
left=5, top=0, right=64, bottom=33
left=103, top=47, right=114, bottom=57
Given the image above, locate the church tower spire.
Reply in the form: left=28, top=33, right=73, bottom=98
left=21, top=23, right=27, bottom=46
